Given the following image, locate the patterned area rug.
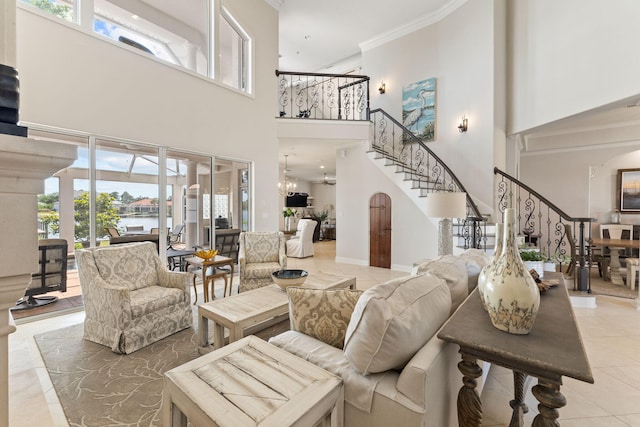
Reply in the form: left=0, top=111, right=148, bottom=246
left=35, top=320, right=289, bottom=426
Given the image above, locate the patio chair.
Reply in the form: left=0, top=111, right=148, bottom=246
left=105, top=227, right=120, bottom=237
left=167, top=224, right=184, bottom=249
left=11, top=239, right=68, bottom=311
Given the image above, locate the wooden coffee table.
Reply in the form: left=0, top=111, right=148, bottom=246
left=198, top=272, right=356, bottom=350
left=163, top=335, right=344, bottom=427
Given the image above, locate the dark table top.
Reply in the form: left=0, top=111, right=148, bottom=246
left=438, top=272, right=593, bottom=384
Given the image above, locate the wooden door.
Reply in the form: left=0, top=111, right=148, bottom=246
left=370, top=193, right=391, bottom=268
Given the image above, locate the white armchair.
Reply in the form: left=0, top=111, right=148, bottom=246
left=238, top=231, right=287, bottom=293
left=76, top=241, right=192, bottom=354
left=286, top=218, right=315, bottom=258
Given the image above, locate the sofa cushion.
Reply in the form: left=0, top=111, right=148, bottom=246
left=242, top=262, right=283, bottom=279
left=458, top=249, right=491, bottom=292
left=343, top=274, right=451, bottom=375
left=287, top=287, right=363, bottom=349
left=93, top=242, right=159, bottom=291
left=129, top=285, right=185, bottom=318
left=412, top=255, right=468, bottom=311
left=243, top=232, right=281, bottom=263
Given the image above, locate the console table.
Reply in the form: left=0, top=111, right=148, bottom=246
left=437, top=273, right=593, bottom=426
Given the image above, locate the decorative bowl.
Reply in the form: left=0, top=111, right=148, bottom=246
left=194, top=249, right=219, bottom=261
left=272, top=269, right=309, bottom=290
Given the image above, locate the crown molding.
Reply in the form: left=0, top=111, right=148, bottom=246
left=265, top=0, right=284, bottom=11
left=359, top=0, right=467, bottom=52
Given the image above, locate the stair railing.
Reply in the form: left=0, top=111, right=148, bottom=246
left=494, top=167, right=596, bottom=292
left=275, top=70, right=370, bottom=121
left=370, top=108, right=486, bottom=250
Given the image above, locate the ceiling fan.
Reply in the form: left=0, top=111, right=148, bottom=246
left=319, top=173, right=336, bottom=186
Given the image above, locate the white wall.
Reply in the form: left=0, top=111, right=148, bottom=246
left=362, top=0, right=506, bottom=208
left=16, top=1, right=280, bottom=231
left=520, top=144, right=640, bottom=235
left=334, top=0, right=504, bottom=267
left=336, top=143, right=438, bottom=270
left=509, top=0, right=640, bottom=134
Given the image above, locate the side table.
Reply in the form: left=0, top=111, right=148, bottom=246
left=163, top=335, right=344, bottom=427
left=437, top=272, right=593, bottom=426
left=184, top=255, right=235, bottom=303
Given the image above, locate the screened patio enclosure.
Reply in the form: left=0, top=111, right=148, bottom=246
left=32, top=127, right=250, bottom=259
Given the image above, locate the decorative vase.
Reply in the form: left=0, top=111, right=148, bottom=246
left=482, top=208, right=540, bottom=335
left=478, top=222, right=503, bottom=311
left=284, top=216, right=291, bottom=232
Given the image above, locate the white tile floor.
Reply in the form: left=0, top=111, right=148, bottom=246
left=9, top=241, right=640, bottom=426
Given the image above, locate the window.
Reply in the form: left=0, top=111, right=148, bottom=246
left=19, top=0, right=253, bottom=92
left=93, top=0, right=210, bottom=74
left=20, top=0, right=75, bottom=22
left=219, top=8, right=250, bottom=92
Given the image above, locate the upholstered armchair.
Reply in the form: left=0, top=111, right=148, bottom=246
left=286, top=218, right=315, bottom=258
left=76, top=241, right=192, bottom=354
left=238, top=231, right=287, bottom=293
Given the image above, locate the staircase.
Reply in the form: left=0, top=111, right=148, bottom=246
left=368, top=108, right=489, bottom=251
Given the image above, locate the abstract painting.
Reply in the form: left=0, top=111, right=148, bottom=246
left=618, top=168, right=640, bottom=213
left=402, top=77, right=436, bottom=142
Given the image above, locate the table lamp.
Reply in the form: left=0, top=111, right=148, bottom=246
left=425, top=192, right=467, bottom=256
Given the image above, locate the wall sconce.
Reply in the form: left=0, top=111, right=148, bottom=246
left=458, top=116, right=468, bottom=133
left=378, top=81, right=386, bottom=94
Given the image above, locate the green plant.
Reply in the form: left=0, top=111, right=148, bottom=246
left=519, top=249, right=546, bottom=262
left=74, top=192, right=120, bottom=241
left=282, top=207, right=297, bottom=218
left=312, top=210, right=329, bottom=222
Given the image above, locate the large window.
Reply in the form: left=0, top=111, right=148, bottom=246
left=19, top=0, right=252, bottom=92
left=30, top=128, right=252, bottom=251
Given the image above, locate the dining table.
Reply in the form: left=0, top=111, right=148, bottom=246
left=590, top=237, right=640, bottom=286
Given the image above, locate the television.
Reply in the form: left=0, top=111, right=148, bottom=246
left=285, top=192, right=308, bottom=208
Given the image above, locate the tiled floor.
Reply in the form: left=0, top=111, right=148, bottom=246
left=8, top=241, right=640, bottom=426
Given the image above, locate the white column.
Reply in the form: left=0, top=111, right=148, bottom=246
left=185, top=162, right=198, bottom=249
left=0, top=134, right=76, bottom=427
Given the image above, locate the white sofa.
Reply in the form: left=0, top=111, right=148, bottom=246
left=269, top=249, right=489, bottom=427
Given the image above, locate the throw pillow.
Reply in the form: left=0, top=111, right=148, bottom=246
left=412, top=255, right=468, bottom=311
left=287, top=287, right=363, bottom=349
left=343, top=274, right=451, bottom=375
left=458, top=249, right=491, bottom=292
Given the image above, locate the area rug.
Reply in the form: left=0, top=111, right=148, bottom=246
left=35, top=321, right=289, bottom=426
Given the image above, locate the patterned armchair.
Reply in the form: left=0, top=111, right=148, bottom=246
left=76, top=241, right=192, bottom=354
left=238, top=231, right=287, bottom=293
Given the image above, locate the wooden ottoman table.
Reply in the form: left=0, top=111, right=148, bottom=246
left=163, top=335, right=344, bottom=427
left=198, top=271, right=356, bottom=350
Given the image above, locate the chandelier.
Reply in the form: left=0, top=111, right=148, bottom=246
left=278, top=154, right=297, bottom=196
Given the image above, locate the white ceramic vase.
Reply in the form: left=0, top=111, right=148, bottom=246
left=477, top=222, right=503, bottom=311
left=482, top=208, right=540, bottom=335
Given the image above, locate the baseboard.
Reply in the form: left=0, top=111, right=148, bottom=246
left=569, top=295, right=597, bottom=308
left=334, top=257, right=369, bottom=266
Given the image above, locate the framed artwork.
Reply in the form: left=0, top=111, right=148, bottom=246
left=617, top=168, right=640, bottom=213
left=402, top=77, right=436, bottom=142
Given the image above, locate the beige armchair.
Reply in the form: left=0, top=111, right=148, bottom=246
left=76, top=241, right=192, bottom=354
left=238, top=231, right=287, bottom=293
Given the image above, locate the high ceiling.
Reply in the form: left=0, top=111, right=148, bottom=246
left=274, top=0, right=465, bottom=182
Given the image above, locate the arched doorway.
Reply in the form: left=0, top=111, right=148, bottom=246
left=369, top=192, right=391, bottom=268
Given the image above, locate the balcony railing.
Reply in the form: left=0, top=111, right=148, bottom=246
left=275, top=70, right=370, bottom=121
left=494, top=167, right=596, bottom=292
